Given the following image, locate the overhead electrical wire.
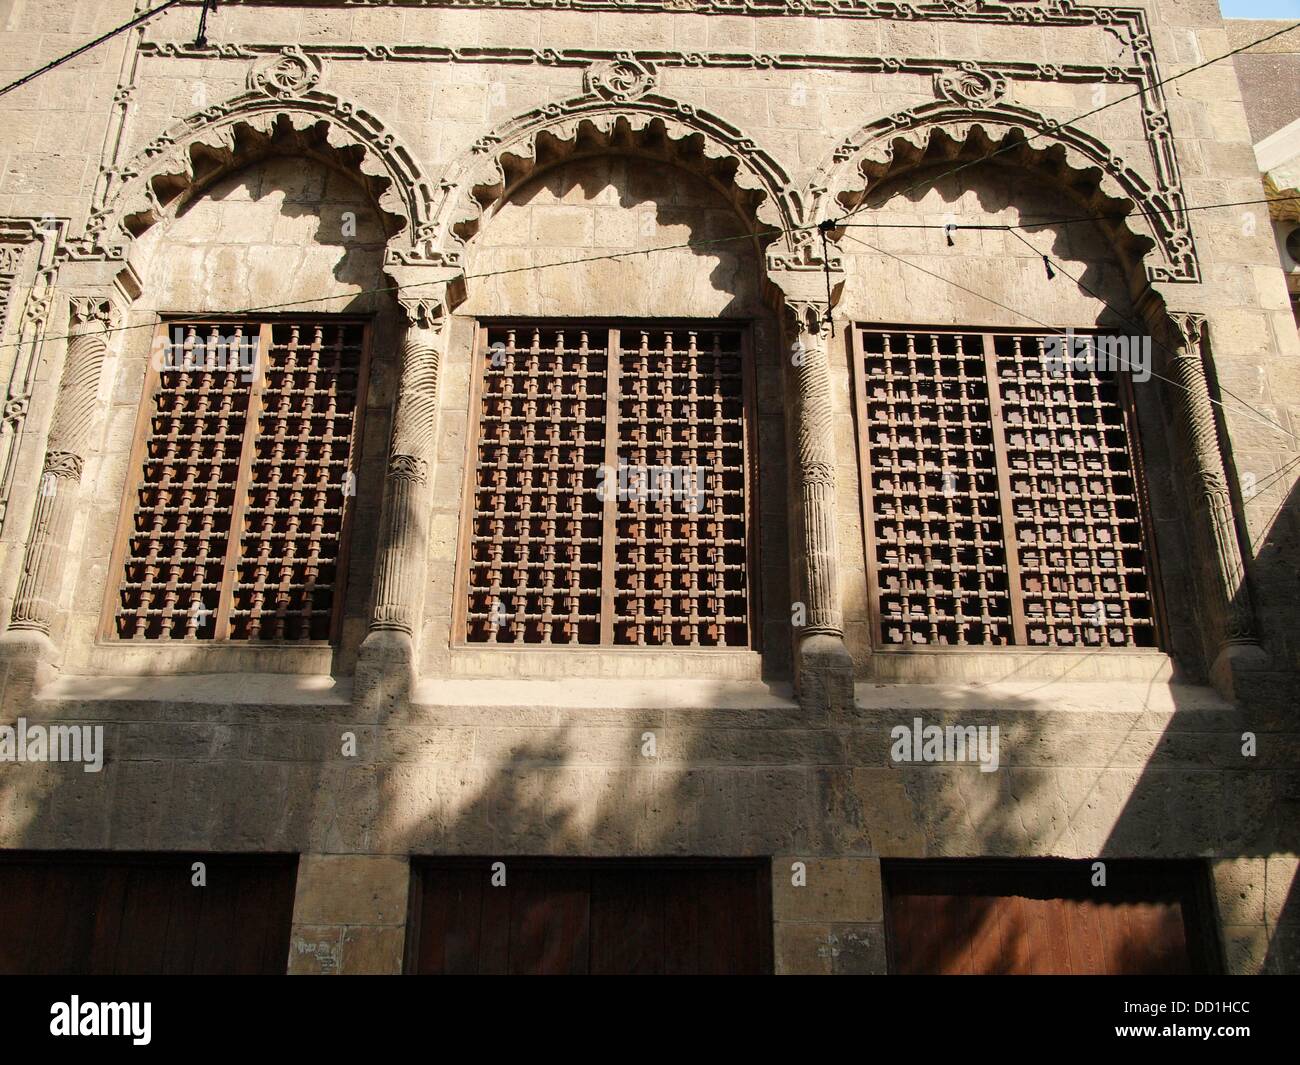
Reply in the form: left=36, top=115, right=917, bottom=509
left=831, top=19, right=1300, bottom=228
left=0, top=0, right=186, bottom=101
left=2, top=191, right=1295, bottom=357
left=0, top=4, right=1294, bottom=442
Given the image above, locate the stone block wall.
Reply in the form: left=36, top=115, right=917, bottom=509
left=0, top=0, right=1295, bottom=973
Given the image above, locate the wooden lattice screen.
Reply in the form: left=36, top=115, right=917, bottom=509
left=107, top=319, right=369, bottom=642
left=851, top=325, right=1158, bottom=649
left=458, top=323, right=754, bottom=647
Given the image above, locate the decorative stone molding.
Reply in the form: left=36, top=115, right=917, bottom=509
left=201, top=0, right=1151, bottom=31
left=248, top=46, right=323, bottom=99
left=810, top=104, right=1197, bottom=283
left=135, top=29, right=1191, bottom=280
left=84, top=91, right=438, bottom=266
left=0, top=221, right=41, bottom=358
left=0, top=218, right=63, bottom=535
left=431, top=94, right=798, bottom=258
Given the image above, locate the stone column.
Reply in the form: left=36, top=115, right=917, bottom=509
left=355, top=277, right=457, bottom=705
left=0, top=263, right=136, bottom=691
left=770, top=258, right=854, bottom=713
left=1155, top=308, right=1267, bottom=694
left=9, top=295, right=119, bottom=635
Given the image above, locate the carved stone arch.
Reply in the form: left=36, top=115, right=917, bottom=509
left=86, top=89, right=438, bottom=263
left=808, top=102, right=1199, bottom=284
left=432, top=92, right=802, bottom=263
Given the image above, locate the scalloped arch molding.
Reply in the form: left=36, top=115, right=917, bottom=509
left=809, top=100, right=1195, bottom=283
left=83, top=62, right=1192, bottom=285
left=88, top=88, right=439, bottom=264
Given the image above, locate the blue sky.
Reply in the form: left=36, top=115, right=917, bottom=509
left=1219, top=0, right=1300, bottom=17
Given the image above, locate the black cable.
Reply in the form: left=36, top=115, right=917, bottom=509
left=838, top=195, right=1300, bottom=233
left=832, top=20, right=1300, bottom=228
left=1002, top=226, right=1293, bottom=440
left=0, top=1, right=186, bottom=101
left=839, top=228, right=1294, bottom=442
left=5, top=189, right=1295, bottom=356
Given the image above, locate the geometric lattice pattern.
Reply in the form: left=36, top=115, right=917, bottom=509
left=852, top=326, right=1156, bottom=649
left=993, top=332, right=1156, bottom=648
left=464, top=325, right=609, bottom=644
left=112, top=319, right=368, bottom=642
left=614, top=328, right=748, bottom=646
left=462, top=323, right=751, bottom=647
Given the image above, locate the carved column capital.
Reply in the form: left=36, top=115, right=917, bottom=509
left=388, top=452, right=429, bottom=486
left=68, top=294, right=118, bottom=335
left=1157, top=309, right=1208, bottom=360
left=41, top=449, right=84, bottom=482
left=398, top=292, right=450, bottom=332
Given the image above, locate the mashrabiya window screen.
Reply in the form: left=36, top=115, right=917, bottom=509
left=109, top=319, right=369, bottom=642
left=461, top=323, right=753, bottom=647
left=852, top=326, right=1157, bottom=649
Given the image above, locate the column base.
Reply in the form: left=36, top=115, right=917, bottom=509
left=354, top=628, right=416, bottom=711
left=795, top=632, right=855, bottom=717
left=1210, top=640, right=1269, bottom=702
left=0, top=628, right=60, bottom=701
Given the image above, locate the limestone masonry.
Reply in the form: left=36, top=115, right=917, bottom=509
left=0, top=0, right=1296, bottom=974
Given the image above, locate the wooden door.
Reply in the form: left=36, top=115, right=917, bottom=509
left=0, top=853, right=298, bottom=975
left=884, top=859, right=1220, bottom=975
left=409, top=858, right=772, bottom=975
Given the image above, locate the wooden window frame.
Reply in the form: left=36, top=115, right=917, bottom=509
left=849, top=323, right=1166, bottom=653
left=99, top=315, right=372, bottom=646
left=452, top=318, right=761, bottom=650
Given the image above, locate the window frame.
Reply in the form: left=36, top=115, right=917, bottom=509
left=451, top=317, right=762, bottom=651
left=848, top=322, right=1167, bottom=653
left=99, top=314, right=372, bottom=646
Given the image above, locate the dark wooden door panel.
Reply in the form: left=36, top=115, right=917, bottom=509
left=0, top=853, right=297, bottom=975
left=885, top=860, right=1218, bottom=975
left=411, top=859, right=772, bottom=975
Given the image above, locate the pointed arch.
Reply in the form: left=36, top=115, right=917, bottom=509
left=85, top=89, right=438, bottom=262
left=807, top=102, right=1199, bottom=284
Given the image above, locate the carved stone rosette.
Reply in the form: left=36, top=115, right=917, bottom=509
left=10, top=295, right=118, bottom=634
left=1158, top=310, right=1264, bottom=678
left=365, top=291, right=448, bottom=637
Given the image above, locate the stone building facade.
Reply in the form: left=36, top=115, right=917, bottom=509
left=0, top=0, right=1296, bottom=974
